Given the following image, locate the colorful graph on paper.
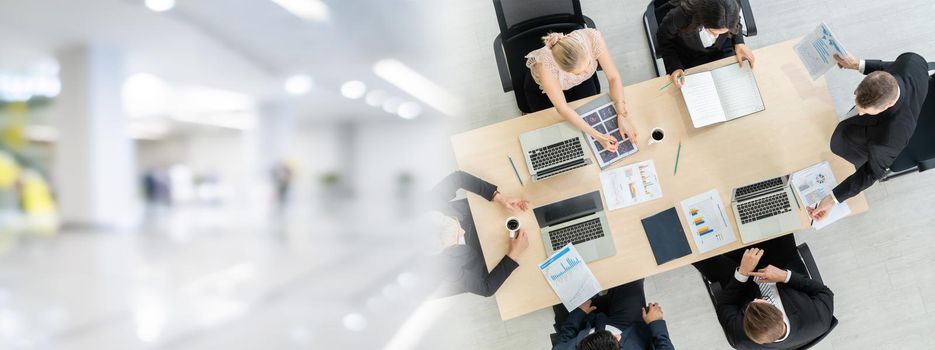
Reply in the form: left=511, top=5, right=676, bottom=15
left=680, top=189, right=736, bottom=253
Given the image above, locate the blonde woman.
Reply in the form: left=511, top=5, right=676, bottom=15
left=525, top=28, right=639, bottom=152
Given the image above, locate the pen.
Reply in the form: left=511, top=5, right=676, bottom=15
left=508, top=156, right=524, bottom=186
left=674, top=141, right=682, bottom=175
left=659, top=73, right=685, bottom=90
left=809, top=203, right=818, bottom=226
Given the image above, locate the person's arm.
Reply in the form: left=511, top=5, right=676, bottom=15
left=591, top=30, right=640, bottom=144
left=535, top=64, right=618, bottom=151
left=785, top=271, right=834, bottom=320
left=463, top=229, right=528, bottom=297
left=553, top=303, right=595, bottom=350
left=430, top=171, right=498, bottom=203
left=656, top=8, right=688, bottom=75
left=463, top=255, right=519, bottom=297
left=831, top=145, right=898, bottom=203
left=642, top=303, right=676, bottom=350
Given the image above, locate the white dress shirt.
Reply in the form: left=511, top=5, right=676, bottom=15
left=699, top=27, right=718, bottom=48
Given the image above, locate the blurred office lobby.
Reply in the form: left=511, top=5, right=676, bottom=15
left=0, top=0, right=454, bottom=349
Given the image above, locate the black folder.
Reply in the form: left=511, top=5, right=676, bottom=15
left=641, top=207, right=692, bottom=265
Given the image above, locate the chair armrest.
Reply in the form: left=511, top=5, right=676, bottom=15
left=643, top=4, right=660, bottom=60
left=583, top=15, right=596, bottom=29
left=738, top=0, right=757, bottom=37
left=494, top=34, right=513, bottom=93
left=797, top=243, right=823, bottom=285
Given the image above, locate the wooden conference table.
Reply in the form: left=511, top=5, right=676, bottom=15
left=450, top=39, right=869, bottom=320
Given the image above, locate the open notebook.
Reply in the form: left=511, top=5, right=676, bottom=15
left=681, top=63, right=765, bottom=128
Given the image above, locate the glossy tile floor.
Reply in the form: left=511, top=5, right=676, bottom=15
left=0, top=199, right=437, bottom=349
left=431, top=0, right=935, bottom=349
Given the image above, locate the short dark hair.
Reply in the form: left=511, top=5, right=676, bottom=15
left=578, top=330, right=618, bottom=350
left=743, top=302, right=785, bottom=344
left=855, top=71, right=899, bottom=109
left=675, top=0, right=742, bottom=34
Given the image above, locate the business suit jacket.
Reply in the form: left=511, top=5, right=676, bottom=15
left=656, top=6, right=745, bottom=74
left=716, top=272, right=834, bottom=349
left=552, top=309, right=675, bottom=350
left=431, top=171, right=519, bottom=297
left=831, top=53, right=930, bottom=202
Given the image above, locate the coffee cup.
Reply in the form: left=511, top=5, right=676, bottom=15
left=505, top=217, right=520, bottom=238
left=648, top=127, right=665, bottom=145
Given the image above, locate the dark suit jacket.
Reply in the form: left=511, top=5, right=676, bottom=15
left=552, top=309, right=675, bottom=350
left=716, top=272, right=834, bottom=349
left=831, top=53, right=930, bottom=202
left=431, top=171, right=519, bottom=297
left=656, top=6, right=745, bottom=74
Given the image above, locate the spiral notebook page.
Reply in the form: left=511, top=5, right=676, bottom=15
left=711, top=63, right=765, bottom=121
left=682, top=72, right=726, bottom=128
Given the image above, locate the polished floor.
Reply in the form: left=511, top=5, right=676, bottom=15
left=431, top=0, right=935, bottom=349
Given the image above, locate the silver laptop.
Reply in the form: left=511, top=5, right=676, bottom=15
left=519, top=122, right=592, bottom=182
left=730, top=175, right=802, bottom=244
left=533, top=191, right=615, bottom=263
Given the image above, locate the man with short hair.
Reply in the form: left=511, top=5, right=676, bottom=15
left=551, top=280, right=675, bottom=350
left=692, top=235, right=834, bottom=349
left=810, top=52, right=930, bottom=220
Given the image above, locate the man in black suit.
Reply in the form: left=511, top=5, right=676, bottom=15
left=692, top=235, right=834, bottom=349
left=552, top=280, right=675, bottom=350
left=810, top=52, right=930, bottom=220
left=428, top=171, right=530, bottom=297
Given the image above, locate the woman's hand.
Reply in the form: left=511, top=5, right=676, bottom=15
left=735, top=44, right=756, bottom=69
left=618, top=116, right=639, bottom=146
left=494, top=192, right=530, bottom=212
left=595, top=133, right=619, bottom=152
left=669, top=69, right=685, bottom=89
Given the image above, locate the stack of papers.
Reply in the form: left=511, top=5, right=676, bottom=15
left=599, top=160, right=663, bottom=210
left=792, top=161, right=851, bottom=229
left=539, top=244, right=601, bottom=311
left=679, top=189, right=736, bottom=254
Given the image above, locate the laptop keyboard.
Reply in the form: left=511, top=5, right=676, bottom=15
left=737, top=192, right=792, bottom=224
left=735, top=177, right=783, bottom=198
left=529, top=138, right=584, bottom=171
left=549, top=217, right=604, bottom=251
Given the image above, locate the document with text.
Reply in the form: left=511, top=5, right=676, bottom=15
left=794, top=22, right=850, bottom=80
left=539, top=244, right=601, bottom=311
left=682, top=63, right=765, bottom=128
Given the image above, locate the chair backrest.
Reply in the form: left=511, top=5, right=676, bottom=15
left=889, top=74, right=935, bottom=173
left=493, top=0, right=584, bottom=36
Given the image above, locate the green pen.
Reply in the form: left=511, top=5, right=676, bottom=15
left=674, top=141, right=682, bottom=175
left=659, top=73, right=685, bottom=90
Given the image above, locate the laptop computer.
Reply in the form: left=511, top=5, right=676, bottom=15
left=574, top=95, right=639, bottom=168
left=729, top=175, right=803, bottom=244
left=533, top=191, right=616, bottom=263
left=519, top=122, right=592, bottom=182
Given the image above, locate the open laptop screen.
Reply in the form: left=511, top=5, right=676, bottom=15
left=534, top=191, right=602, bottom=228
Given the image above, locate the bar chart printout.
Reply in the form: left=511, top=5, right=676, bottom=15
left=680, top=189, right=736, bottom=254
left=794, top=22, right=850, bottom=80
left=539, top=244, right=601, bottom=311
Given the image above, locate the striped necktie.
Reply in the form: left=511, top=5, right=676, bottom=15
left=757, top=279, right=777, bottom=305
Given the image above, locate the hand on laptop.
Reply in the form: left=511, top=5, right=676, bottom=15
left=507, top=229, right=528, bottom=261
left=807, top=195, right=835, bottom=220
left=739, top=248, right=764, bottom=277
left=750, top=265, right=789, bottom=284
left=494, top=192, right=529, bottom=212
left=642, top=303, right=664, bottom=324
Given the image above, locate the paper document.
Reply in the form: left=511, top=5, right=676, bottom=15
left=539, top=244, right=602, bottom=311
left=794, top=22, right=849, bottom=80
left=682, top=63, right=765, bottom=128
left=792, top=161, right=851, bottom=229
left=599, top=160, right=663, bottom=210
left=680, top=189, right=736, bottom=254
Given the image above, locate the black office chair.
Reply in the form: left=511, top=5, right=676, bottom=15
left=642, top=0, right=758, bottom=77
left=881, top=69, right=935, bottom=181
left=700, top=243, right=838, bottom=350
left=493, top=0, right=600, bottom=113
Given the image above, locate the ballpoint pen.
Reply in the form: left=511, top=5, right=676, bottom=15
left=809, top=203, right=818, bottom=226
left=508, top=155, right=524, bottom=186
